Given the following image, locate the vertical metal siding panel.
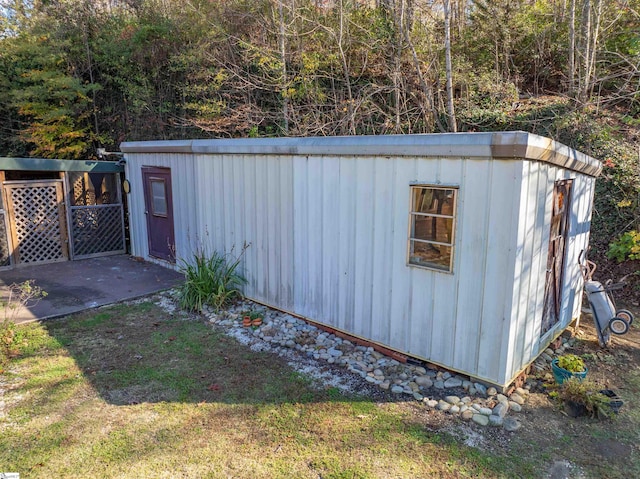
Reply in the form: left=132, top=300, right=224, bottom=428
left=124, top=154, right=144, bottom=258
left=503, top=161, right=535, bottom=381
left=231, top=155, right=248, bottom=295
left=521, top=164, right=551, bottom=368
left=555, top=170, right=593, bottom=331
left=452, top=159, right=491, bottom=375
left=353, top=157, right=376, bottom=339
left=370, top=157, right=397, bottom=345
left=477, top=161, right=520, bottom=381
left=387, top=157, right=415, bottom=351
left=173, top=155, right=190, bottom=258
left=242, top=154, right=258, bottom=300
left=568, top=175, right=595, bottom=320
left=407, top=158, right=438, bottom=358
left=429, top=158, right=462, bottom=368
left=253, top=155, right=269, bottom=301
left=279, top=156, right=295, bottom=309
left=209, top=155, right=225, bottom=250
left=266, top=156, right=280, bottom=304
left=293, top=156, right=309, bottom=317
left=221, top=155, right=235, bottom=261
left=338, top=157, right=357, bottom=332
left=306, top=157, right=324, bottom=318
left=320, top=157, right=341, bottom=326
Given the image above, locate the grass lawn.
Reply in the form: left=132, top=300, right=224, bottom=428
left=1, top=299, right=638, bottom=478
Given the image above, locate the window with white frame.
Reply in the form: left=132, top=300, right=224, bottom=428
left=408, top=185, right=458, bottom=272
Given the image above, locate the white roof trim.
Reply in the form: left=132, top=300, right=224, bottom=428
left=120, top=132, right=601, bottom=177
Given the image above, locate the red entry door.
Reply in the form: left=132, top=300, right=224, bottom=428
left=142, top=167, right=176, bottom=263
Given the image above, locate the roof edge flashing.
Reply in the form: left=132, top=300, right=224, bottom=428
left=119, top=132, right=601, bottom=177
left=0, top=157, right=124, bottom=173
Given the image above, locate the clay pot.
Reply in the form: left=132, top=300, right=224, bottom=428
left=242, top=316, right=252, bottom=327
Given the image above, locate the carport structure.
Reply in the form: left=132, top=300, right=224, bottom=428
left=0, top=157, right=126, bottom=269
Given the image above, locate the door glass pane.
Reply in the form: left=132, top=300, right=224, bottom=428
left=151, top=180, right=167, bottom=216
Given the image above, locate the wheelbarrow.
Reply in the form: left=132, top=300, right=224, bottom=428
left=579, top=250, right=634, bottom=347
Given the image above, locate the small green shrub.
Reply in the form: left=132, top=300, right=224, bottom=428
left=607, top=230, right=640, bottom=263
left=559, top=378, right=612, bottom=418
left=177, top=247, right=248, bottom=312
left=556, top=354, right=586, bottom=373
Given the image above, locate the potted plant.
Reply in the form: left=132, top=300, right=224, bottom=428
left=250, top=311, right=263, bottom=327
left=559, top=378, right=612, bottom=418
left=551, top=354, right=587, bottom=384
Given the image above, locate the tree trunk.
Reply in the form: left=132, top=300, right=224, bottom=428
left=278, top=0, right=289, bottom=135
left=568, top=0, right=576, bottom=95
left=443, top=0, right=457, bottom=132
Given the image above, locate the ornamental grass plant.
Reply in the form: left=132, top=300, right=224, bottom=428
left=178, top=247, right=247, bottom=312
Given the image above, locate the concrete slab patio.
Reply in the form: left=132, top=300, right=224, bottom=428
left=0, top=255, right=183, bottom=323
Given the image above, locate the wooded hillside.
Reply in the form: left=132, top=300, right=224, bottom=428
left=1, top=0, right=638, bottom=287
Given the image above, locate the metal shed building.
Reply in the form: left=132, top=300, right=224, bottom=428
left=121, top=132, right=601, bottom=388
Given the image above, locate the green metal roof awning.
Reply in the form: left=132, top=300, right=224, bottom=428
left=0, top=157, right=124, bottom=173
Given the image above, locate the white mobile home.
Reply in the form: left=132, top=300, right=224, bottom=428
left=121, top=132, right=600, bottom=388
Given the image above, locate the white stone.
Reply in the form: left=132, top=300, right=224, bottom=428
left=492, top=402, right=509, bottom=418
left=461, top=410, right=474, bottom=421
left=503, top=417, right=521, bottom=432
left=496, top=394, right=509, bottom=403
left=508, top=401, right=522, bottom=412
left=510, top=393, right=525, bottom=405
left=437, top=401, right=451, bottom=411
left=444, top=395, right=460, bottom=405
left=415, top=376, right=433, bottom=388
left=487, top=387, right=498, bottom=396
left=391, top=386, right=404, bottom=394
left=474, top=383, right=487, bottom=396
left=478, top=407, right=493, bottom=416
left=426, top=399, right=438, bottom=408
left=444, top=378, right=463, bottom=388
left=489, top=415, right=504, bottom=427
left=450, top=405, right=460, bottom=414
left=472, top=414, right=489, bottom=426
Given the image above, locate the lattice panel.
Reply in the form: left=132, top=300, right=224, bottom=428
left=8, top=184, right=66, bottom=264
left=72, top=205, right=124, bottom=257
left=0, top=211, right=10, bottom=267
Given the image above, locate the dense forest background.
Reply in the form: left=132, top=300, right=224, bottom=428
left=0, top=0, right=639, bottom=291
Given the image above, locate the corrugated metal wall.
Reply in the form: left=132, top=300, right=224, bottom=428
left=127, top=152, right=530, bottom=384
left=502, top=163, right=595, bottom=384
left=126, top=153, right=198, bottom=264
left=125, top=146, right=596, bottom=387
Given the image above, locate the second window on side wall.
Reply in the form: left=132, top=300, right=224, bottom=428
left=408, top=185, right=458, bottom=272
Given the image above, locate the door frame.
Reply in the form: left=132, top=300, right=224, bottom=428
left=142, top=166, right=176, bottom=263
left=540, top=179, right=573, bottom=338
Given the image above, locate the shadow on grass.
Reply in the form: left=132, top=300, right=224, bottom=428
left=4, top=300, right=548, bottom=478
left=37, top=301, right=347, bottom=406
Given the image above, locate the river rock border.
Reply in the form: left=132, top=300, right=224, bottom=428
left=160, top=295, right=546, bottom=432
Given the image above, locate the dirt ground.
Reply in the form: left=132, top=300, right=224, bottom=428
left=473, top=301, right=640, bottom=478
